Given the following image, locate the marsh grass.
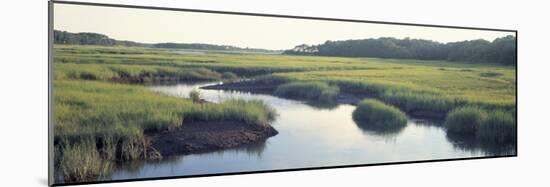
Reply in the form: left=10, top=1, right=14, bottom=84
left=57, top=140, right=113, bottom=182
left=55, top=80, right=277, bottom=137
left=479, top=72, right=503, bottom=77
left=381, top=90, right=462, bottom=114
left=274, top=81, right=339, bottom=103
left=476, top=110, right=516, bottom=143
left=186, top=99, right=277, bottom=126
left=54, top=79, right=277, bottom=181
left=267, top=63, right=515, bottom=117
left=445, top=106, right=516, bottom=143
left=54, top=44, right=515, bottom=116
left=52, top=44, right=516, bottom=181
left=444, top=106, right=487, bottom=135
left=55, top=63, right=223, bottom=83
left=352, top=99, right=407, bottom=133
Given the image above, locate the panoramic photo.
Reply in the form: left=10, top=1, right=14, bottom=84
left=51, top=3, right=517, bottom=184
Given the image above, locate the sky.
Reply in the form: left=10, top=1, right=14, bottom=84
left=54, top=3, right=515, bottom=50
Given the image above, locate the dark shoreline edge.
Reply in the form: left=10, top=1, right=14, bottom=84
left=147, top=120, right=278, bottom=157
left=202, top=81, right=446, bottom=119
left=201, top=81, right=516, bottom=155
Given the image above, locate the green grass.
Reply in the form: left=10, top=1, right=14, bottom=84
left=352, top=99, right=407, bottom=133
left=54, top=44, right=378, bottom=76
left=444, top=106, right=487, bottom=134
left=476, top=110, right=516, bottom=143
left=54, top=79, right=276, bottom=181
left=54, top=45, right=516, bottom=113
left=381, top=90, right=461, bottom=114
left=265, top=64, right=515, bottom=116
left=55, top=79, right=276, bottom=140
left=54, top=43, right=516, bottom=137
left=54, top=63, right=223, bottom=82
left=186, top=99, right=277, bottom=126
left=53, top=44, right=516, bottom=180
left=274, top=81, right=339, bottom=103
left=445, top=106, right=516, bottom=143
left=57, top=140, right=113, bottom=183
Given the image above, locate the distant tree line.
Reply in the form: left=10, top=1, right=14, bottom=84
left=152, top=43, right=239, bottom=50
left=283, top=36, right=516, bottom=65
left=53, top=30, right=278, bottom=53
left=151, top=43, right=277, bottom=53
left=54, top=30, right=147, bottom=47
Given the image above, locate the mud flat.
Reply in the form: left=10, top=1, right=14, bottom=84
left=148, top=120, right=278, bottom=156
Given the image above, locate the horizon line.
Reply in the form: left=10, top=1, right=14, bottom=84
left=53, top=29, right=516, bottom=51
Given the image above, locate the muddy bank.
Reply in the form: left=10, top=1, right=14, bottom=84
left=408, top=110, right=447, bottom=119
left=110, top=75, right=217, bottom=84
left=148, top=120, right=278, bottom=156
left=202, top=81, right=277, bottom=94
left=203, top=81, right=362, bottom=105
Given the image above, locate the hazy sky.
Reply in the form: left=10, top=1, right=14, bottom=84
left=54, top=4, right=514, bottom=50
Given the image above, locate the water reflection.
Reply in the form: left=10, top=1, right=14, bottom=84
left=305, top=100, right=340, bottom=110
left=105, top=81, right=514, bottom=181
left=113, top=140, right=268, bottom=178
left=445, top=133, right=516, bottom=156
left=410, top=118, right=444, bottom=128
left=208, top=140, right=268, bottom=159
left=109, top=156, right=184, bottom=180
left=352, top=116, right=407, bottom=136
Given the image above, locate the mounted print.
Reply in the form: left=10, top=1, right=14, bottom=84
left=49, top=1, right=517, bottom=185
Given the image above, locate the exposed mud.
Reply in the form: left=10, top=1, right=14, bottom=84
left=202, top=81, right=277, bottom=94
left=148, top=120, right=278, bottom=156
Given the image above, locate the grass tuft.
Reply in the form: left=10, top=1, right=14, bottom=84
left=57, top=140, right=112, bottom=182
left=444, top=106, right=486, bottom=134
left=476, top=110, right=516, bottom=143
left=274, top=81, right=339, bottom=103
left=445, top=106, right=516, bottom=143
left=352, top=99, right=407, bottom=132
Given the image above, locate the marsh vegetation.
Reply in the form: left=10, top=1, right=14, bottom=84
left=53, top=44, right=516, bottom=183
left=352, top=99, right=407, bottom=134
left=274, top=81, right=340, bottom=103
left=445, top=106, right=516, bottom=143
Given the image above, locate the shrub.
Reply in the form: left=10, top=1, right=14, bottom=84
left=352, top=99, right=407, bottom=132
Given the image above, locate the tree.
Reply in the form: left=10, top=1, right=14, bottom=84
left=283, top=36, right=516, bottom=65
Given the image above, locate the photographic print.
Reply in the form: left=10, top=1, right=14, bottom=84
left=49, top=1, right=517, bottom=185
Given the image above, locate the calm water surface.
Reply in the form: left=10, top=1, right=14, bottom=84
left=108, top=82, right=512, bottom=180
